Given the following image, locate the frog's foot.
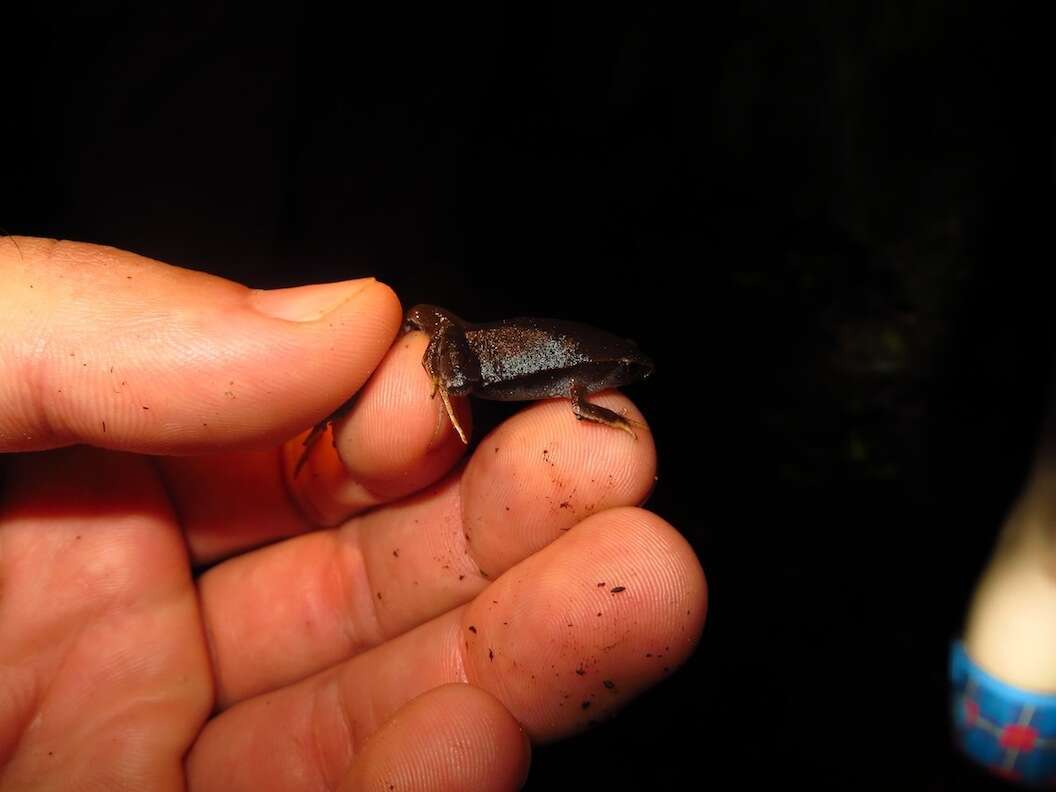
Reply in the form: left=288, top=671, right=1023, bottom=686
left=294, top=418, right=330, bottom=477
left=293, top=396, right=362, bottom=477
left=438, top=385, right=469, bottom=444
left=568, top=382, right=639, bottom=439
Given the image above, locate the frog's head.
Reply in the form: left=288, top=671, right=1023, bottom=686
left=404, top=304, right=448, bottom=335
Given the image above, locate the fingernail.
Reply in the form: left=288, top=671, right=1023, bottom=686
left=248, top=278, right=376, bottom=322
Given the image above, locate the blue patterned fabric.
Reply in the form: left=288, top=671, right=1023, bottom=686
left=951, top=641, right=1056, bottom=787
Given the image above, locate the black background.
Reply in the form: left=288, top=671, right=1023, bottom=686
left=4, top=3, right=1054, bottom=789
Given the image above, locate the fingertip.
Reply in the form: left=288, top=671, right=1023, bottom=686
left=619, top=506, right=709, bottom=628
left=461, top=506, right=706, bottom=741
left=589, top=507, right=709, bottom=650
left=460, top=394, right=657, bottom=572
left=332, top=278, right=405, bottom=346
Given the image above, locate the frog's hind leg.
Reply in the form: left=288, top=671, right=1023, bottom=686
left=568, top=382, right=638, bottom=439
left=293, top=395, right=359, bottom=477
left=294, top=418, right=330, bottom=476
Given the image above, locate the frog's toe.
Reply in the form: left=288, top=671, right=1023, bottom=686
left=569, top=395, right=641, bottom=439
left=294, top=419, right=331, bottom=477
left=438, top=386, right=469, bottom=444
left=615, top=416, right=639, bottom=439
left=602, top=411, right=639, bottom=439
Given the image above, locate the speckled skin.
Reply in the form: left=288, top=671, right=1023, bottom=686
left=404, top=305, right=654, bottom=401
left=403, top=304, right=652, bottom=444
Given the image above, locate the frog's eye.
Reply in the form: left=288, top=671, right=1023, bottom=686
left=621, top=357, right=654, bottom=379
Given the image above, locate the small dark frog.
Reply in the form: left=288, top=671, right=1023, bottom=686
left=296, top=304, right=653, bottom=474
left=402, top=304, right=654, bottom=442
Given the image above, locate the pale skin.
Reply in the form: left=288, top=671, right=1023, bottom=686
left=0, top=239, right=707, bottom=791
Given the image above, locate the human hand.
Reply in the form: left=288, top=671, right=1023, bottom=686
left=0, top=239, right=706, bottom=791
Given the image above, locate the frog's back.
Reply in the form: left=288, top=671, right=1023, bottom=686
left=465, top=317, right=650, bottom=401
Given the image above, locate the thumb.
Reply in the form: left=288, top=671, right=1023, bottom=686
left=0, top=238, right=402, bottom=454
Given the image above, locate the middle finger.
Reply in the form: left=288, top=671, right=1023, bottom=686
left=200, top=391, right=656, bottom=707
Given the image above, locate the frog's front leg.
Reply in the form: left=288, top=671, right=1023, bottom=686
left=434, top=385, right=465, bottom=443
left=568, top=382, right=638, bottom=439
left=422, top=323, right=480, bottom=445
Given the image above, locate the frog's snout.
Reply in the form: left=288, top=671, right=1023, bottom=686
left=623, top=355, right=654, bottom=381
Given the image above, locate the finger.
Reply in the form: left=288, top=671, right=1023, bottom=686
left=186, top=509, right=705, bottom=789
left=339, top=684, right=530, bottom=792
left=162, top=331, right=468, bottom=565
left=185, top=683, right=529, bottom=792
left=200, top=393, right=654, bottom=706
left=158, top=333, right=468, bottom=564
left=457, top=508, right=705, bottom=739
left=282, top=330, right=470, bottom=527
left=0, top=238, right=402, bottom=454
